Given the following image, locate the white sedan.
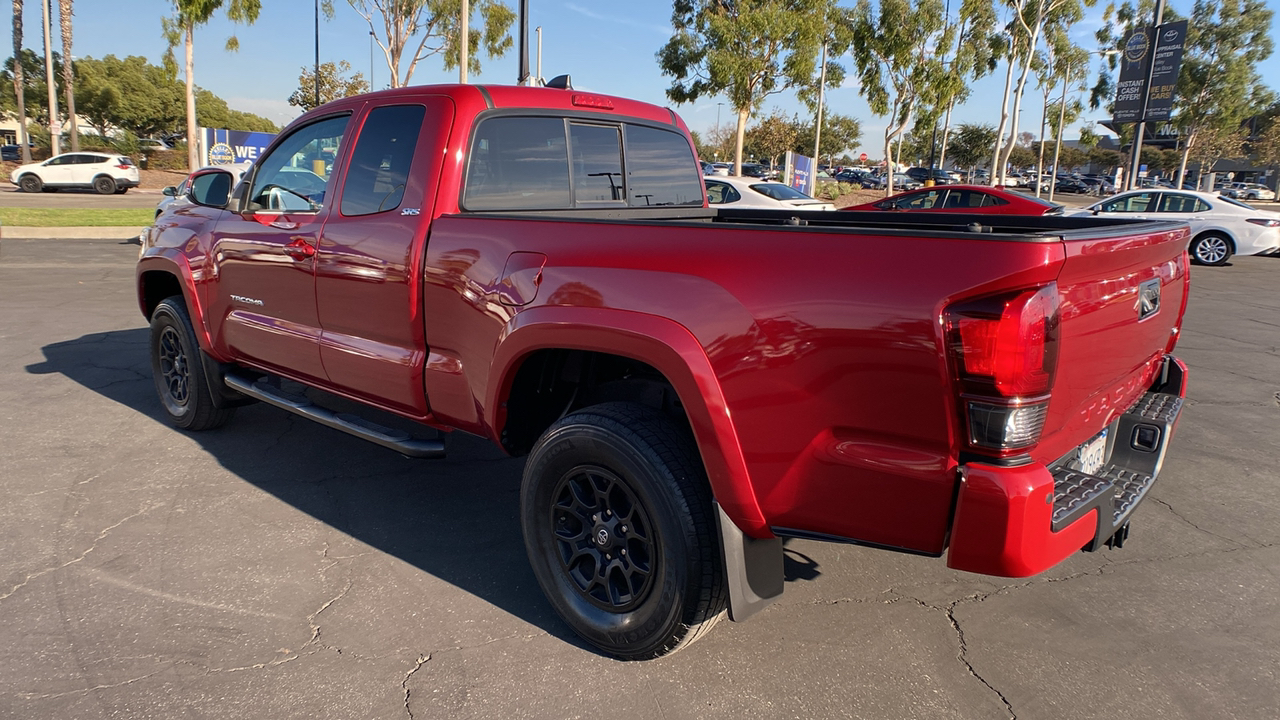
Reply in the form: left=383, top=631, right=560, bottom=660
left=1073, top=189, right=1280, bottom=265
left=704, top=175, right=835, bottom=211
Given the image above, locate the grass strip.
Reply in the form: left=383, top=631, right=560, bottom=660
left=0, top=207, right=154, bottom=227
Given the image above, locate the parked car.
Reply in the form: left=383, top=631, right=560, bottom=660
left=842, top=184, right=1065, bottom=215
left=904, top=167, right=953, bottom=185
left=1222, top=182, right=1276, bottom=201
left=890, top=172, right=923, bottom=191
left=9, top=151, right=140, bottom=194
left=739, top=162, right=778, bottom=180
left=1072, top=189, right=1280, bottom=265
left=704, top=174, right=836, bottom=210
left=1076, top=177, right=1116, bottom=196
left=139, top=138, right=172, bottom=151
left=156, top=162, right=253, bottom=218
left=1, top=144, right=24, bottom=162
left=1053, top=178, right=1090, bottom=194
left=701, top=162, right=729, bottom=176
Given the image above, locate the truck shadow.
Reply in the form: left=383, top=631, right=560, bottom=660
left=28, top=329, right=824, bottom=655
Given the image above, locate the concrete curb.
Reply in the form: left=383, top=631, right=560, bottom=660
left=3, top=226, right=147, bottom=240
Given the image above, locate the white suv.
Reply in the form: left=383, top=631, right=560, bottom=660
left=9, top=152, right=141, bottom=194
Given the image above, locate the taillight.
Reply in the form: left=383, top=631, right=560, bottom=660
left=946, top=284, right=1060, bottom=454
left=116, top=164, right=132, bottom=170
left=1246, top=218, right=1280, bottom=227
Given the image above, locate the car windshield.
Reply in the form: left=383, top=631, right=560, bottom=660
left=749, top=183, right=810, bottom=201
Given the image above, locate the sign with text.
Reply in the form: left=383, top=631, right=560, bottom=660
left=1113, top=26, right=1154, bottom=123
left=1144, top=20, right=1187, bottom=122
left=789, top=152, right=814, bottom=194
left=202, top=128, right=277, bottom=166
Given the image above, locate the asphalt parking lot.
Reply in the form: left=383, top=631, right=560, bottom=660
left=0, top=184, right=162, bottom=209
left=1, top=234, right=1277, bottom=719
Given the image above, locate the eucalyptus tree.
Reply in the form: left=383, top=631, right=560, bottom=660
left=11, top=0, right=30, bottom=162
left=163, top=0, right=262, bottom=170
left=848, top=0, right=952, bottom=193
left=1032, top=29, right=1088, bottom=197
left=933, top=0, right=999, bottom=172
left=990, top=0, right=1094, bottom=184
left=59, top=0, right=76, bottom=150
left=336, top=0, right=514, bottom=87
left=794, top=112, right=861, bottom=163
left=1170, top=0, right=1273, bottom=185
left=658, top=0, right=845, bottom=174
left=743, top=109, right=799, bottom=169
left=947, top=122, right=998, bottom=172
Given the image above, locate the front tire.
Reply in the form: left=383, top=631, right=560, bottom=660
left=93, top=175, right=117, bottom=195
left=149, top=297, right=235, bottom=430
left=521, top=402, right=726, bottom=660
left=18, top=174, right=42, bottom=193
left=1190, top=232, right=1232, bottom=266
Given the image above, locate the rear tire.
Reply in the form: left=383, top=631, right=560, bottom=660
left=18, top=174, right=41, bottom=193
left=521, top=402, right=725, bottom=660
left=93, top=175, right=117, bottom=195
left=149, top=297, right=236, bottom=430
left=1189, top=232, right=1232, bottom=266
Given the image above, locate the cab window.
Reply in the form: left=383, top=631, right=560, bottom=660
left=248, top=115, right=349, bottom=213
left=340, top=105, right=425, bottom=217
left=623, top=125, right=703, bottom=206
left=464, top=117, right=571, bottom=211
left=569, top=123, right=625, bottom=206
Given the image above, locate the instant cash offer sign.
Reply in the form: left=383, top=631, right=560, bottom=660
left=1112, top=20, right=1188, bottom=124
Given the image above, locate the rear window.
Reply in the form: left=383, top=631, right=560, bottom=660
left=464, top=117, right=703, bottom=210
left=116, top=157, right=134, bottom=166
left=750, top=183, right=809, bottom=201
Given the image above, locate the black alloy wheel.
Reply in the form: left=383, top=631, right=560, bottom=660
left=149, top=297, right=236, bottom=430
left=18, top=174, right=41, bottom=193
left=93, top=176, right=116, bottom=195
left=521, top=402, right=726, bottom=660
left=550, top=465, right=656, bottom=612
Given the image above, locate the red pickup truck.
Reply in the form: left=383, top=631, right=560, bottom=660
left=138, top=83, right=1189, bottom=660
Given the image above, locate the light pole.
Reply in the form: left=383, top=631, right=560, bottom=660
left=314, top=0, right=320, bottom=108
left=460, top=0, right=469, bottom=83
left=369, top=31, right=375, bottom=91
left=716, top=102, right=723, bottom=129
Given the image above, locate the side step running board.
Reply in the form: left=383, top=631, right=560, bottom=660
left=224, top=373, right=446, bottom=458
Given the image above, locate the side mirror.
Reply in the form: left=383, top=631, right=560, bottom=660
left=161, top=186, right=178, bottom=197
left=188, top=169, right=234, bottom=209
left=1091, top=206, right=1101, bottom=216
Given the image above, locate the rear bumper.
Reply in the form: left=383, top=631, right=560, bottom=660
left=947, top=355, right=1187, bottom=577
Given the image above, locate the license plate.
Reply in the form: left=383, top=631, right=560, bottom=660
left=1078, top=430, right=1108, bottom=476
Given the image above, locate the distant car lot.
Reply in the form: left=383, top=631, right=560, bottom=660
left=1, top=235, right=1277, bottom=720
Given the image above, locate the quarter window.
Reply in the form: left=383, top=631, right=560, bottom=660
left=464, top=117, right=571, bottom=210
left=705, top=180, right=741, bottom=204
left=340, top=105, right=425, bottom=216
left=1157, top=193, right=1210, bottom=213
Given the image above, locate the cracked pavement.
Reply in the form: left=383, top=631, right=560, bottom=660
left=1, top=236, right=1277, bottom=719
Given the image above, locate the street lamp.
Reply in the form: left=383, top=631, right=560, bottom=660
left=716, top=102, right=723, bottom=129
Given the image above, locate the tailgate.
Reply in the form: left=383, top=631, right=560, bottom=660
left=1034, top=220, right=1189, bottom=465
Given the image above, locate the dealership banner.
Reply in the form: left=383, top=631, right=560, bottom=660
left=201, top=128, right=277, bottom=166
left=1144, top=20, right=1187, bottom=122
left=1112, top=26, right=1154, bottom=123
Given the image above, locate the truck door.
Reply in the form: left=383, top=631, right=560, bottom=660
left=206, top=114, right=351, bottom=383
left=313, top=97, right=453, bottom=417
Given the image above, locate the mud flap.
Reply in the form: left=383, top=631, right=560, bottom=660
left=716, top=501, right=784, bottom=622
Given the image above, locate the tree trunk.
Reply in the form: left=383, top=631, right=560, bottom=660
left=884, top=127, right=895, bottom=195
left=185, top=24, right=198, bottom=171
left=59, top=0, right=76, bottom=151
left=41, top=0, right=59, bottom=155
left=1048, top=70, right=1068, bottom=204
left=12, top=0, right=31, bottom=164
left=1177, top=132, right=1196, bottom=190
left=998, top=28, right=1040, bottom=185
left=1035, top=89, right=1049, bottom=198
left=937, top=100, right=954, bottom=175
left=990, top=51, right=1016, bottom=185
left=733, top=107, right=749, bottom=175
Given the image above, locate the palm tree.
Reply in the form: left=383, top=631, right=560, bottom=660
left=11, top=0, right=31, bottom=163
left=59, top=0, right=77, bottom=150
left=163, top=0, right=261, bottom=171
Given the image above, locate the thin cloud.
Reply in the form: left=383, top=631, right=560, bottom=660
left=564, top=3, right=672, bottom=35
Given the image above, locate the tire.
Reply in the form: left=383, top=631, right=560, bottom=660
left=1189, top=233, right=1232, bottom=266
left=18, top=174, right=41, bottom=193
left=149, top=297, right=236, bottom=430
left=115, top=186, right=129, bottom=194
left=521, top=402, right=726, bottom=660
left=93, top=176, right=117, bottom=195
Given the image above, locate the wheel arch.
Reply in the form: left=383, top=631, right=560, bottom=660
left=1192, top=227, right=1236, bottom=251
left=136, top=255, right=215, bottom=354
left=488, top=305, right=769, bottom=538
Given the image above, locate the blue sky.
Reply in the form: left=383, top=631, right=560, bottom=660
left=20, top=0, right=1280, bottom=158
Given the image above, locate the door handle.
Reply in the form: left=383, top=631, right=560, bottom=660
left=283, top=237, right=316, bottom=259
